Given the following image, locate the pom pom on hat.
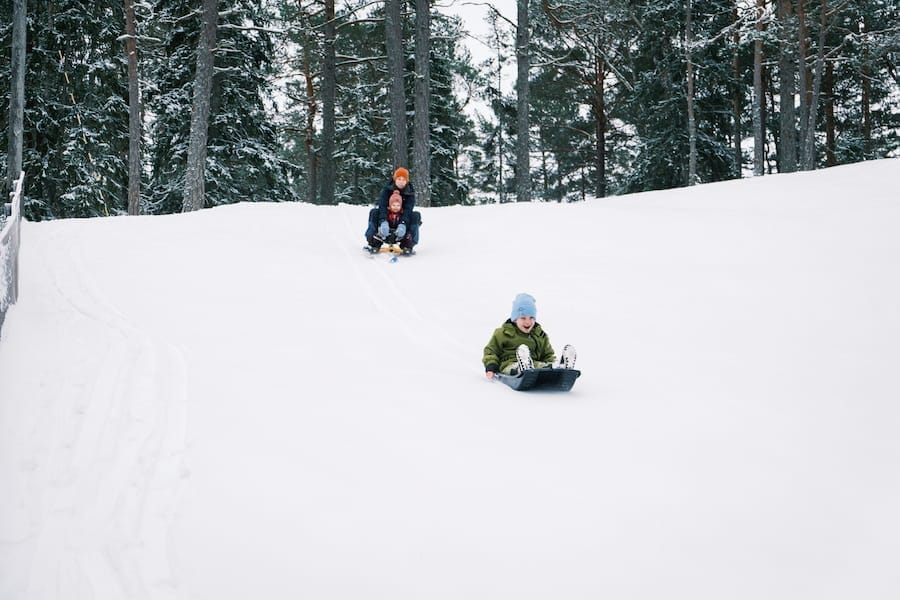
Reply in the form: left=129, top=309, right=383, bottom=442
left=393, top=167, right=410, bottom=180
left=510, top=293, right=537, bottom=320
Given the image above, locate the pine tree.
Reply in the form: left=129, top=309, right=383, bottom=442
left=427, top=13, right=477, bottom=206
left=145, top=0, right=297, bottom=214
left=183, top=0, right=218, bottom=212
left=6, top=0, right=25, bottom=195
left=271, top=0, right=325, bottom=204
left=619, top=0, right=737, bottom=192
left=533, top=0, right=635, bottom=199
left=413, top=0, right=433, bottom=207
left=1, top=0, right=130, bottom=219
left=385, top=0, right=409, bottom=170
left=825, top=0, right=900, bottom=164
left=473, top=10, right=516, bottom=202
left=320, top=0, right=337, bottom=205
left=530, top=47, right=595, bottom=202
left=515, top=0, right=531, bottom=203
left=273, top=1, right=475, bottom=207
left=125, top=0, right=142, bottom=215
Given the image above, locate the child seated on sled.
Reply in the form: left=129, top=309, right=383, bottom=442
left=365, top=167, right=420, bottom=252
left=482, top=293, right=576, bottom=378
left=366, top=191, right=410, bottom=250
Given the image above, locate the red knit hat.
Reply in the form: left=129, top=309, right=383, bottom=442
left=393, top=167, right=409, bottom=181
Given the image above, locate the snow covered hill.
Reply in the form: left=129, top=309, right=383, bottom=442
left=1, top=160, right=899, bottom=599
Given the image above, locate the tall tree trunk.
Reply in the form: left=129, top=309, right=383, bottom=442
left=685, top=0, right=697, bottom=185
left=753, top=0, right=765, bottom=176
left=777, top=0, right=798, bottom=173
left=515, top=0, right=530, bottom=202
left=824, top=59, right=836, bottom=166
left=125, top=0, right=142, bottom=215
left=385, top=0, right=409, bottom=170
left=413, top=0, right=431, bottom=206
left=732, top=3, right=742, bottom=178
left=490, top=13, right=505, bottom=203
left=6, top=0, right=26, bottom=194
left=796, top=0, right=810, bottom=167
left=594, top=48, right=606, bottom=198
left=183, top=0, right=218, bottom=212
left=538, top=129, right=549, bottom=197
left=801, top=0, right=828, bottom=170
left=766, top=66, right=777, bottom=173
left=302, top=13, right=318, bottom=204
left=860, top=13, right=872, bottom=156
left=320, top=0, right=336, bottom=204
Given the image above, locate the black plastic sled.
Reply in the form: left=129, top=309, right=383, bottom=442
left=494, top=368, right=581, bottom=392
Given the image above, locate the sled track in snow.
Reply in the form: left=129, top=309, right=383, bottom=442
left=6, top=226, right=190, bottom=599
left=336, top=205, right=471, bottom=373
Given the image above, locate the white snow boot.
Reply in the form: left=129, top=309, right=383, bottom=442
left=516, top=344, right=534, bottom=373
left=558, top=344, right=577, bottom=369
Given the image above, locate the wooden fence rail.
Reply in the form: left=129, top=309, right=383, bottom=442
left=1, top=172, right=25, bottom=338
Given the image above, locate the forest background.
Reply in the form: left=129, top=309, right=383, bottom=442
left=1, top=0, right=898, bottom=221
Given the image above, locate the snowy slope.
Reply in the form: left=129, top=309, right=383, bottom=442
left=1, top=160, right=899, bottom=599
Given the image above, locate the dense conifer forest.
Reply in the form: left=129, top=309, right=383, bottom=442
left=1, top=1, right=898, bottom=219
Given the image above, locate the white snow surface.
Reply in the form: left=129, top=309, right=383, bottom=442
left=1, top=160, right=899, bottom=599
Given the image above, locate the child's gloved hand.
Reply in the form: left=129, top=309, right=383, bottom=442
left=378, top=220, right=390, bottom=237
left=395, top=223, right=407, bottom=238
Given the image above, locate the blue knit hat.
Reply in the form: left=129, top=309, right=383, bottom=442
left=510, top=293, right=537, bottom=320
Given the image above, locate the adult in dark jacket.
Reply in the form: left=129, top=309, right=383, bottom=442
left=365, top=167, right=420, bottom=250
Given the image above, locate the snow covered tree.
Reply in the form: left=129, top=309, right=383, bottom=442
left=274, top=1, right=473, bottom=206
left=816, top=0, right=900, bottom=165
left=320, top=0, right=337, bottom=205
left=336, top=16, right=394, bottom=202
left=470, top=10, right=516, bottom=202
left=385, top=0, right=409, bottom=171
left=530, top=56, right=597, bottom=202
left=425, top=13, right=477, bottom=206
left=686, top=0, right=698, bottom=184
left=775, top=0, right=799, bottom=172
left=413, top=0, right=432, bottom=207
left=182, top=0, right=218, bottom=212
left=271, top=0, right=324, bottom=203
left=144, top=0, right=296, bottom=214
left=2, top=0, right=894, bottom=216
left=515, top=0, right=531, bottom=203
left=0, top=0, right=130, bottom=219
left=616, top=0, right=738, bottom=192
left=751, top=0, right=768, bottom=176
left=534, top=0, right=638, bottom=199
left=124, top=0, right=142, bottom=215
left=6, top=0, right=25, bottom=196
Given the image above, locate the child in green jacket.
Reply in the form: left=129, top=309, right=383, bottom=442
left=482, top=293, right=576, bottom=378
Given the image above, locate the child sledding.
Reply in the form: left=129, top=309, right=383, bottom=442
left=483, top=293, right=580, bottom=392
left=364, top=167, right=421, bottom=255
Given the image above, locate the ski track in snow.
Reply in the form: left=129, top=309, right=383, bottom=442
left=0, top=224, right=189, bottom=600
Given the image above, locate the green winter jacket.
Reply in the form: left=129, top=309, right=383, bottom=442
left=483, top=320, right=557, bottom=374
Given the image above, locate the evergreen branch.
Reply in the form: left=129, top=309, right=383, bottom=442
left=219, top=23, right=287, bottom=35
left=336, top=55, right=384, bottom=67
left=884, top=56, right=899, bottom=86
